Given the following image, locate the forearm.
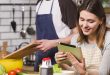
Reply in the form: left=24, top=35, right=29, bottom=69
left=34, top=27, right=78, bottom=51
left=56, top=27, right=78, bottom=44
left=59, top=63, right=86, bottom=75
left=56, top=35, right=73, bottom=44
left=58, top=63, right=72, bottom=70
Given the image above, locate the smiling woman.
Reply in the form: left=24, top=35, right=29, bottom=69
left=79, top=10, right=102, bottom=37
left=55, top=0, right=110, bottom=75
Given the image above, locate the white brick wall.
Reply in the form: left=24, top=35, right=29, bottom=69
left=0, top=0, right=10, bottom=3
left=0, top=0, right=110, bottom=53
left=0, top=0, right=37, bottom=52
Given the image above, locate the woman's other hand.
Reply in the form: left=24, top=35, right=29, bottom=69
left=66, top=52, right=86, bottom=75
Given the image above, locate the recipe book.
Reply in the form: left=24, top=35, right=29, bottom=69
left=3, top=43, right=38, bottom=59
left=57, top=43, right=83, bottom=62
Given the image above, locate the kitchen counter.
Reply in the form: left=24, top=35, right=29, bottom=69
left=22, top=66, right=61, bottom=75
left=22, top=65, right=38, bottom=74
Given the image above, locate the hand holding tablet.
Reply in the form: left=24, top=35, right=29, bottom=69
left=57, top=43, right=83, bottom=62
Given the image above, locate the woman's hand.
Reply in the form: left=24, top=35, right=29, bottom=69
left=66, top=52, right=86, bottom=75
left=32, top=39, right=59, bottom=51
left=55, top=52, right=67, bottom=64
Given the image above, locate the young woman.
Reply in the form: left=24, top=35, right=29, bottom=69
left=55, top=0, right=110, bottom=75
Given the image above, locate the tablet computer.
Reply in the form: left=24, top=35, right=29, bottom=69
left=57, top=43, right=83, bottom=62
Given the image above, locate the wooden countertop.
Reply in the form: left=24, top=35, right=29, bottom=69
left=23, top=66, right=38, bottom=74
left=22, top=66, right=61, bottom=75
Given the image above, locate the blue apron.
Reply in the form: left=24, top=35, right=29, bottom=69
left=34, top=0, right=58, bottom=71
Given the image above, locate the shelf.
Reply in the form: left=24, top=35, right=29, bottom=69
left=104, top=7, right=110, bottom=14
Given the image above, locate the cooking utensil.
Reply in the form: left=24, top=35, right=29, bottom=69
left=11, top=7, right=16, bottom=32
left=15, top=42, right=29, bottom=51
left=26, top=6, right=35, bottom=35
left=18, top=42, right=29, bottom=49
left=20, top=6, right=26, bottom=39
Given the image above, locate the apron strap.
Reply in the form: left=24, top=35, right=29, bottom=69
left=50, top=0, right=54, bottom=13
left=36, top=0, right=54, bottom=14
left=36, top=0, right=43, bottom=15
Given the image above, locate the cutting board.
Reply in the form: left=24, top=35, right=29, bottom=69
left=3, top=43, right=38, bottom=59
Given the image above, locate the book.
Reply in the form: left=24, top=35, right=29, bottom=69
left=57, top=43, right=83, bottom=62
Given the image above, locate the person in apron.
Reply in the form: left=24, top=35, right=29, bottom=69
left=34, top=0, right=59, bottom=72
left=34, top=0, right=78, bottom=72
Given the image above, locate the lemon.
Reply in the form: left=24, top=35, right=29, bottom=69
left=0, top=59, right=23, bottom=73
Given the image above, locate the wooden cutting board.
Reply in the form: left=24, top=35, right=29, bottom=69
left=3, top=43, right=38, bottom=59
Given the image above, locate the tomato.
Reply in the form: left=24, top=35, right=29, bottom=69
left=15, top=68, right=22, bottom=73
left=8, top=70, right=16, bottom=75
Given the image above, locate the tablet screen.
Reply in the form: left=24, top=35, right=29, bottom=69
left=58, top=43, right=83, bottom=62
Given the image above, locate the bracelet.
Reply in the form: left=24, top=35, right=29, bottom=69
left=56, top=39, right=61, bottom=45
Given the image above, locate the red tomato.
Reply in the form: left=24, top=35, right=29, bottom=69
left=8, top=70, right=16, bottom=75
left=15, top=68, right=22, bottom=73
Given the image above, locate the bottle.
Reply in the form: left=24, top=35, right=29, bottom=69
left=40, top=57, right=53, bottom=75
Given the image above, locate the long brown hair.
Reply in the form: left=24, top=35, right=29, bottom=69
left=77, top=0, right=107, bottom=49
